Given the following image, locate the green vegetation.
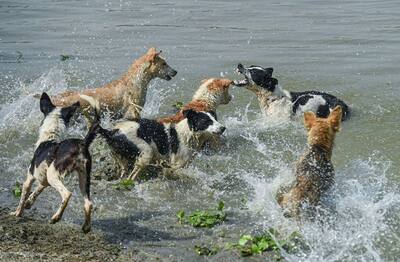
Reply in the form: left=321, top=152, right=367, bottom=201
left=112, top=179, right=135, bottom=191
left=172, top=101, right=184, bottom=110
left=177, top=201, right=226, bottom=228
left=227, top=229, right=307, bottom=258
left=60, top=54, right=71, bottom=61
left=12, top=182, right=22, bottom=198
left=194, top=245, right=218, bottom=256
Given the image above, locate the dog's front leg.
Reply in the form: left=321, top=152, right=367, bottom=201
left=13, top=171, right=35, bottom=217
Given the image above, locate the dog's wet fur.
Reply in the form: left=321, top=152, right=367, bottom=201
left=234, top=64, right=350, bottom=120
left=277, top=106, right=342, bottom=217
left=50, top=48, right=177, bottom=120
left=98, top=109, right=226, bottom=181
left=14, top=93, right=100, bottom=233
left=158, top=78, right=233, bottom=150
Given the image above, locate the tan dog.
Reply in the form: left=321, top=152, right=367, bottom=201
left=51, top=48, right=177, bottom=120
left=277, top=106, right=342, bottom=217
left=158, top=78, right=233, bottom=149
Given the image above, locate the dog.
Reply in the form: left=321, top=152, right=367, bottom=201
left=49, top=47, right=177, bottom=120
left=234, top=64, right=350, bottom=121
left=92, top=103, right=226, bottom=181
left=276, top=106, right=342, bottom=217
left=13, top=93, right=100, bottom=233
left=158, top=78, right=233, bottom=150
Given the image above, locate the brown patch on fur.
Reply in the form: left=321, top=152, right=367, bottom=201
left=207, top=78, right=233, bottom=92
left=277, top=106, right=342, bottom=217
left=158, top=78, right=233, bottom=124
left=159, top=100, right=213, bottom=124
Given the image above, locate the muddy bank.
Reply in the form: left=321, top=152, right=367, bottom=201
left=0, top=207, right=121, bottom=261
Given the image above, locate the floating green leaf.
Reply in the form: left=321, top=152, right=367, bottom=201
left=194, top=245, right=218, bottom=256
left=12, top=182, right=22, bottom=198
left=112, top=179, right=135, bottom=191
left=177, top=201, right=226, bottom=228
left=60, top=54, right=71, bottom=61
left=172, top=101, right=184, bottom=110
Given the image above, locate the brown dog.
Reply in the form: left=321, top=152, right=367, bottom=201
left=277, top=106, right=342, bottom=217
left=158, top=78, right=233, bottom=149
left=51, top=48, right=177, bottom=120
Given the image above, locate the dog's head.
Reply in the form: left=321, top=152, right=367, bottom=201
left=183, top=109, right=226, bottom=135
left=145, top=47, right=177, bottom=81
left=304, top=106, right=342, bottom=147
left=233, top=64, right=278, bottom=94
left=192, top=78, right=233, bottom=106
left=40, top=92, right=80, bottom=127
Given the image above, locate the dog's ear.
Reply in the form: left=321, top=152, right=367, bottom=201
left=147, top=47, right=161, bottom=60
left=61, top=101, right=80, bottom=124
left=328, top=106, right=342, bottom=132
left=40, top=92, right=55, bottom=115
left=304, top=111, right=316, bottom=131
left=264, top=67, right=274, bottom=78
left=182, top=109, right=197, bottom=119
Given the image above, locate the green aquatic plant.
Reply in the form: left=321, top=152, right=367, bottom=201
left=176, top=201, right=226, bottom=228
left=112, top=179, right=135, bottom=191
left=194, top=245, right=218, bottom=256
left=172, top=101, right=184, bottom=110
left=60, top=54, right=71, bottom=61
left=228, top=229, right=307, bottom=258
left=12, top=182, right=22, bottom=198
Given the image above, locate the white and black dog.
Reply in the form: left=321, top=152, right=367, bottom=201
left=234, top=64, right=350, bottom=121
left=13, top=93, right=100, bottom=233
left=89, top=100, right=226, bottom=181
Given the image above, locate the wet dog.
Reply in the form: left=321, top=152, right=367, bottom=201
left=234, top=64, right=350, bottom=120
left=97, top=108, right=226, bottom=181
left=276, top=106, right=342, bottom=217
left=50, top=48, right=177, bottom=120
left=158, top=78, right=233, bottom=150
left=13, top=93, right=100, bottom=233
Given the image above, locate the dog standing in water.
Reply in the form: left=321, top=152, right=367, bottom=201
left=96, top=109, right=226, bottom=181
left=13, top=93, right=100, bottom=233
left=234, top=64, right=350, bottom=121
left=158, top=78, right=233, bottom=149
left=50, top=48, right=177, bottom=120
left=277, top=106, right=342, bottom=217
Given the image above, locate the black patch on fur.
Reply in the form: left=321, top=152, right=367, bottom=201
left=137, top=119, right=170, bottom=155
left=291, top=91, right=350, bottom=120
left=60, top=102, right=80, bottom=125
left=169, top=127, right=179, bottom=154
left=30, top=140, right=58, bottom=174
left=184, top=110, right=213, bottom=132
left=39, top=93, right=55, bottom=115
left=101, top=131, right=141, bottom=160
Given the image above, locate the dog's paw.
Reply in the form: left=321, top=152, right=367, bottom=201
left=49, top=214, right=61, bottom=224
left=82, top=223, right=91, bottom=234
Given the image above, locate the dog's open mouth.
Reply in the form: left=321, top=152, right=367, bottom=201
left=233, top=64, right=250, bottom=87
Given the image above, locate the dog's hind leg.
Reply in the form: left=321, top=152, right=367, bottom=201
left=14, top=171, right=35, bottom=217
left=47, top=164, right=72, bottom=224
left=24, top=183, right=48, bottom=209
left=79, top=161, right=92, bottom=233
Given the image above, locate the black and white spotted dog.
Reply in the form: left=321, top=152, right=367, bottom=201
left=94, top=107, right=226, bottom=181
left=234, top=64, right=350, bottom=120
left=13, top=93, right=100, bottom=233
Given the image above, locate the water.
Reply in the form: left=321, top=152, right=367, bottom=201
left=1, top=0, right=400, bottom=260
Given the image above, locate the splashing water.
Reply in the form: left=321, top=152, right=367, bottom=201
left=0, top=68, right=399, bottom=261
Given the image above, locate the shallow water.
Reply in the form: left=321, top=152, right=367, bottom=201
left=1, top=0, right=400, bottom=261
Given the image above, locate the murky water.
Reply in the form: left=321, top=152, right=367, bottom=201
left=1, top=0, right=400, bottom=261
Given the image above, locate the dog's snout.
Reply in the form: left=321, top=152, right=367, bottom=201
left=170, top=69, right=178, bottom=77
left=219, top=126, right=226, bottom=135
